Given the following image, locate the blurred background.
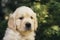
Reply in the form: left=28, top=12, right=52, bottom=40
left=0, top=0, right=60, bottom=40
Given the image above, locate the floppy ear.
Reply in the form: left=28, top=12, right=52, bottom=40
left=8, top=14, right=16, bottom=30
left=34, top=13, right=38, bottom=31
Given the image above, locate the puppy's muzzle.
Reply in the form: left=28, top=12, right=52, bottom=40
left=25, top=22, right=31, bottom=30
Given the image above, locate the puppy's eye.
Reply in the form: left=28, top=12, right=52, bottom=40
left=31, top=16, right=33, bottom=19
left=19, top=17, right=24, bottom=20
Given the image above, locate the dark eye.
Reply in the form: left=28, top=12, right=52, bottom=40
left=19, top=17, right=24, bottom=20
left=31, top=16, right=33, bottom=19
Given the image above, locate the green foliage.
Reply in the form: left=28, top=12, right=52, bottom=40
left=48, top=1, right=60, bottom=25
left=31, top=0, right=60, bottom=40
left=31, top=2, right=48, bottom=23
left=0, top=20, right=7, bottom=40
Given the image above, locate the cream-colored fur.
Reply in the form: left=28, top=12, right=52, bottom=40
left=3, top=6, right=38, bottom=40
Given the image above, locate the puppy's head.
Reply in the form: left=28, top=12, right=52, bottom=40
left=8, top=6, right=38, bottom=34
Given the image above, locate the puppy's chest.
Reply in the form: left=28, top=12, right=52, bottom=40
left=13, top=33, right=35, bottom=40
left=20, top=36, right=35, bottom=40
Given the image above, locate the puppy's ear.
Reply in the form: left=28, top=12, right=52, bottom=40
left=8, top=14, right=16, bottom=30
left=34, top=13, right=38, bottom=31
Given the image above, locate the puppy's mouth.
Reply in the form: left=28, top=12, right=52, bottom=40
left=25, top=27, right=31, bottom=31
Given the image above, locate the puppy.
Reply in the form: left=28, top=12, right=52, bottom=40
left=3, top=6, right=38, bottom=40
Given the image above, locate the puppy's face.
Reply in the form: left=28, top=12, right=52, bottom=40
left=15, top=13, right=36, bottom=32
left=8, top=6, right=38, bottom=34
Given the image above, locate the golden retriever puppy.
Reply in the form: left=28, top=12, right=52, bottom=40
left=3, top=6, right=38, bottom=40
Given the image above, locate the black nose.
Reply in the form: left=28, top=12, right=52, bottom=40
left=25, top=22, right=31, bottom=28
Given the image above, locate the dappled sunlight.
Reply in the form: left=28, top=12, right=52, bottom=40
left=34, top=2, right=41, bottom=9
left=42, top=20, right=47, bottom=23
left=43, top=25, right=60, bottom=37
left=44, top=15, right=48, bottom=17
left=5, top=16, right=9, bottom=20
left=51, top=25, right=59, bottom=31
